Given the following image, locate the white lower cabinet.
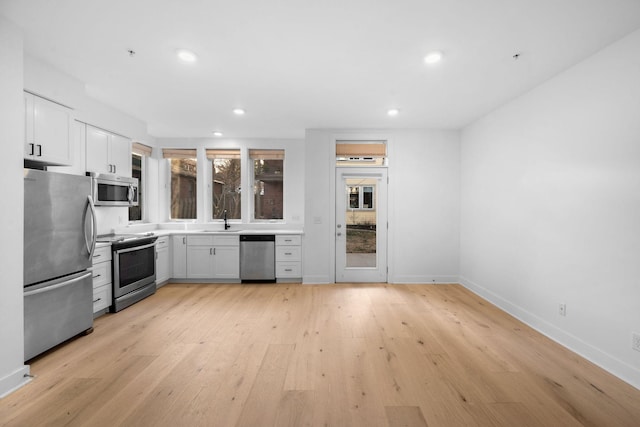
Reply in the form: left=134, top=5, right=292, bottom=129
left=275, top=235, right=302, bottom=279
left=172, top=234, right=187, bottom=278
left=186, top=245, right=214, bottom=278
left=212, top=245, right=240, bottom=279
left=186, top=235, right=239, bottom=280
left=156, top=236, right=170, bottom=285
left=92, top=245, right=112, bottom=314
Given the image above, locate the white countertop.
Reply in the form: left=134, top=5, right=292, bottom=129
left=111, top=227, right=303, bottom=239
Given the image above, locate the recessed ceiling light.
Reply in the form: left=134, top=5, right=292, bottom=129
left=213, top=131, right=223, bottom=137
left=233, top=108, right=245, bottom=115
left=424, top=51, right=443, bottom=65
left=176, top=49, right=198, bottom=63
left=387, top=108, right=400, bottom=117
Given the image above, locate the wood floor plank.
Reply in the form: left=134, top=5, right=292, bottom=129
left=385, top=405, right=429, bottom=427
left=2, top=283, right=639, bottom=427
left=273, top=390, right=314, bottom=427
left=235, top=343, right=295, bottom=427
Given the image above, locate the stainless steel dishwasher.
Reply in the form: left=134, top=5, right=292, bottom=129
left=240, top=235, right=276, bottom=282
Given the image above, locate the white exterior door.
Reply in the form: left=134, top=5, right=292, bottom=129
left=335, top=167, right=388, bottom=283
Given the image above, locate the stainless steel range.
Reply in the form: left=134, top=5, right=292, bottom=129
left=97, top=233, right=158, bottom=312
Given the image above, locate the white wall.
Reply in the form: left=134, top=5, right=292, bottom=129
left=460, top=29, right=640, bottom=389
left=151, top=137, right=305, bottom=229
left=389, top=130, right=460, bottom=283
left=303, top=129, right=460, bottom=284
left=0, top=16, right=30, bottom=397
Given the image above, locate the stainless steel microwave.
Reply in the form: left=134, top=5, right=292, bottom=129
left=87, top=172, right=138, bottom=206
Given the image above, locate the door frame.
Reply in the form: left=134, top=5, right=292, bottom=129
left=335, top=167, right=388, bottom=283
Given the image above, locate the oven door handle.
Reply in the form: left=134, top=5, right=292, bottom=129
left=115, top=241, right=157, bottom=255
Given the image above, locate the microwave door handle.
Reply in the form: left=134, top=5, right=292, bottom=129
left=128, top=184, right=133, bottom=204
left=84, top=195, right=97, bottom=258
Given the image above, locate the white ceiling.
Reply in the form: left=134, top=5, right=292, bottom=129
left=2, top=0, right=640, bottom=139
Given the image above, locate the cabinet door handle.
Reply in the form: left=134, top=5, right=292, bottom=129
left=93, top=297, right=102, bottom=303
left=94, top=254, right=101, bottom=258
left=183, top=237, right=186, bottom=244
left=113, top=164, right=116, bottom=174
left=37, top=144, right=42, bottom=157
left=29, top=143, right=35, bottom=155
left=92, top=274, right=101, bottom=279
left=285, top=269, right=293, bottom=272
left=285, top=252, right=292, bottom=255
left=210, top=248, right=212, bottom=255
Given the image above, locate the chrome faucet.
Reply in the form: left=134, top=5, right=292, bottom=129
left=223, top=209, right=230, bottom=230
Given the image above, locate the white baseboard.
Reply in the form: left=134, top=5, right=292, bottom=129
left=302, top=275, right=332, bottom=285
left=459, top=275, right=640, bottom=391
left=0, top=365, right=31, bottom=398
left=390, top=275, right=459, bottom=284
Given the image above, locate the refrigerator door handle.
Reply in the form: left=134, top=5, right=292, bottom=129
left=24, top=271, right=92, bottom=297
left=84, top=195, right=98, bottom=258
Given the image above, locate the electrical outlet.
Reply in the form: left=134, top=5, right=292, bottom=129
left=559, top=303, right=566, bottom=316
left=632, top=332, right=640, bottom=352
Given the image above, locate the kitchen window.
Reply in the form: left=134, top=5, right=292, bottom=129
left=129, top=142, right=152, bottom=222
left=163, top=148, right=197, bottom=220
left=206, top=149, right=241, bottom=220
left=250, top=149, right=284, bottom=221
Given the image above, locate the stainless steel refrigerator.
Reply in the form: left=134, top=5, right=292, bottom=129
left=23, top=168, right=97, bottom=361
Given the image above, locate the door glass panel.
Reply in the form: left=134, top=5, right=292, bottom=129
left=345, top=178, right=377, bottom=268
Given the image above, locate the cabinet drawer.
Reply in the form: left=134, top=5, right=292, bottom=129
left=212, top=235, right=239, bottom=246
left=93, top=284, right=111, bottom=313
left=92, top=245, right=112, bottom=263
left=276, top=262, right=301, bottom=278
left=187, top=235, right=214, bottom=246
left=91, top=261, right=112, bottom=288
left=276, top=246, right=301, bottom=262
left=156, top=237, right=169, bottom=249
left=276, top=235, right=301, bottom=246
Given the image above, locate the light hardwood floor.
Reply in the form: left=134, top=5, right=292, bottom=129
left=1, top=283, right=639, bottom=426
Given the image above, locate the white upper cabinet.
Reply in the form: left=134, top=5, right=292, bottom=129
left=24, top=91, right=73, bottom=166
left=110, top=133, right=132, bottom=176
left=86, top=124, right=132, bottom=176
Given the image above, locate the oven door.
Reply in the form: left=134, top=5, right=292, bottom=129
left=113, top=242, right=156, bottom=298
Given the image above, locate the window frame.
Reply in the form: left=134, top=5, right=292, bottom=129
left=128, top=152, right=144, bottom=222
left=207, top=149, right=242, bottom=222
left=163, top=149, right=198, bottom=221
left=347, top=185, right=375, bottom=210
left=129, top=142, right=152, bottom=223
left=249, top=149, right=285, bottom=222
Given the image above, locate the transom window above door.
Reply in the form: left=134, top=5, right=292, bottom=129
left=336, top=141, right=386, bottom=166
